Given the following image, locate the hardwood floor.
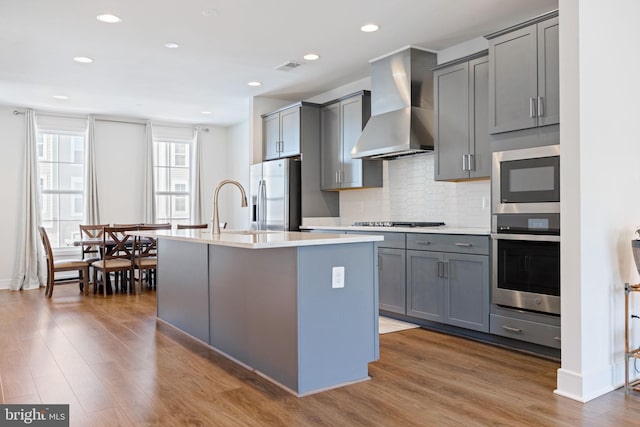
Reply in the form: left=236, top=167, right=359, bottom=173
left=1, top=287, right=639, bottom=427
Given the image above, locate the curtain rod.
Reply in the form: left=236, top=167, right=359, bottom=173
left=12, top=110, right=207, bottom=130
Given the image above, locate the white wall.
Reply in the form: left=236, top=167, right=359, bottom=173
left=557, top=0, right=640, bottom=402
left=437, top=37, right=489, bottom=64
left=226, top=120, right=251, bottom=230
left=198, top=126, right=233, bottom=228
left=0, top=107, right=26, bottom=288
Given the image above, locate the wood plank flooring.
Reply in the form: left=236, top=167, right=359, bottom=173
left=1, top=286, right=639, bottom=426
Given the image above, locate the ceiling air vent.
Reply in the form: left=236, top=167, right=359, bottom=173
left=275, top=61, right=302, bottom=72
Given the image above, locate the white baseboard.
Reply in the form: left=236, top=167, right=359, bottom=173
left=0, top=279, right=11, bottom=290
left=556, top=366, right=618, bottom=402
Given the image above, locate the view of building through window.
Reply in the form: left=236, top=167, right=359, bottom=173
left=38, top=131, right=85, bottom=248
left=154, top=140, right=191, bottom=224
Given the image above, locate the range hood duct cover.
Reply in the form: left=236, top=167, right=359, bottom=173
left=351, top=47, right=437, bottom=160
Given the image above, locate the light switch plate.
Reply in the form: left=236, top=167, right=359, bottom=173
left=332, top=266, right=345, bottom=288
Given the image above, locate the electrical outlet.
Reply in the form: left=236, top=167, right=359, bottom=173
left=332, top=266, right=345, bottom=288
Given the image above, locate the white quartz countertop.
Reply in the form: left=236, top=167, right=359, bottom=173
left=129, top=229, right=383, bottom=249
left=301, top=225, right=491, bottom=235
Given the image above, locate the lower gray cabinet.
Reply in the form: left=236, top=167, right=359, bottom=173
left=407, top=235, right=490, bottom=333
left=378, top=248, right=406, bottom=314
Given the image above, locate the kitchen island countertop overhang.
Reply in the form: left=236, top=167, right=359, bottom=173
left=132, top=229, right=382, bottom=396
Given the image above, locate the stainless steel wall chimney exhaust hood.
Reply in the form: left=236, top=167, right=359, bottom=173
left=351, top=46, right=437, bottom=160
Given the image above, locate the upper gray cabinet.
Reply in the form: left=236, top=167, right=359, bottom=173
left=434, top=52, right=489, bottom=181
left=263, top=103, right=320, bottom=161
left=320, top=91, right=382, bottom=190
left=486, top=11, right=559, bottom=134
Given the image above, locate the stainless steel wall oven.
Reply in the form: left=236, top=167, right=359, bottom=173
left=491, top=213, right=560, bottom=315
left=492, top=144, right=560, bottom=315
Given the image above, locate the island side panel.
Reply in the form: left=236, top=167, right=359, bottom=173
left=296, top=241, right=379, bottom=395
left=157, top=238, right=210, bottom=343
left=209, top=245, right=299, bottom=391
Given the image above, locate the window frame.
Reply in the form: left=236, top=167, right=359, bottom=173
left=37, top=128, right=86, bottom=249
left=153, top=138, right=193, bottom=224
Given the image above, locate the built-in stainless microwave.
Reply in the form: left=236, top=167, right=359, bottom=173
left=492, top=145, right=560, bottom=214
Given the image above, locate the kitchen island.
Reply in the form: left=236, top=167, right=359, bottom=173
left=144, top=229, right=383, bottom=396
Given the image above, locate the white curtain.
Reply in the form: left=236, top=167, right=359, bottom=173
left=142, top=121, right=155, bottom=223
left=84, top=115, right=100, bottom=224
left=192, top=127, right=205, bottom=223
left=11, top=109, right=45, bottom=290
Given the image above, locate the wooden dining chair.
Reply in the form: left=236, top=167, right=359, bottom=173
left=176, top=223, right=209, bottom=230
left=91, top=226, right=137, bottom=297
left=39, top=227, right=90, bottom=298
left=132, top=224, right=170, bottom=292
left=79, top=224, right=110, bottom=291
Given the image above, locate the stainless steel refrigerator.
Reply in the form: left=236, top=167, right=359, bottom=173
left=250, top=158, right=301, bottom=231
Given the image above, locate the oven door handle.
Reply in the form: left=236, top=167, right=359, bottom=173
left=491, top=233, right=560, bottom=242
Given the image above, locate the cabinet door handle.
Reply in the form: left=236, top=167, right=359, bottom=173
left=437, top=261, right=443, bottom=277
left=378, top=254, right=383, bottom=270
left=416, top=240, right=431, bottom=245
left=462, top=154, right=468, bottom=171
left=335, top=171, right=339, bottom=183
left=455, top=243, right=472, bottom=247
left=537, top=96, right=544, bottom=117
left=529, top=98, right=537, bottom=118
left=554, top=336, right=561, bottom=341
left=442, top=261, right=448, bottom=279
left=467, top=154, right=474, bottom=171
left=502, top=325, right=523, bottom=333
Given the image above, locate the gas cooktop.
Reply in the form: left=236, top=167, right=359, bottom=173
left=352, top=221, right=446, bottom=228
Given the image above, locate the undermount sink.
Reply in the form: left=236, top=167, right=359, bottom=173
left=223, top=230, right=280, bottom=235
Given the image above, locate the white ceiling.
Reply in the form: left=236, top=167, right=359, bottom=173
left=0, top=0, right=558, bottom=127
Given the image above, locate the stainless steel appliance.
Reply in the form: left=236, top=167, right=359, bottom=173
left=353, top=221, right=445, bottom=228
left=351, top=47, right=437, bottom=159
left=250, top=158, right=301, bottom=231
left=491, top=213, right=560, bottom=315
left=492, top=145, right=560, bottom=214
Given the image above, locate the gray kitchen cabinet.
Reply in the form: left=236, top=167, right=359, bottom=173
left=486, top=11, right=559, bottom=134
left=320, top=91, right=382, bottom=190
left=263, top=103, right=319, bottom=161
left=406, top=234, right=490, bottom=333
left=434, top=52, right=489, bottom=181
left=347, top=231, right=406, bottom=314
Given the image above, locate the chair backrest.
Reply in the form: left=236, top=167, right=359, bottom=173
left=38, top=226, right=54, bottom=262
left=113, top=223, right=142, bottom=228
left=102, top=226, right=137, bottom=261
left=140, top=223, right=172, bottom=230
left=176, top=223, right=209, bottom=230
left=79, top=224, right=110, bottom=258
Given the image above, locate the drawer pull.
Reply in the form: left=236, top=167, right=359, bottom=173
left=502, top=325, right=523, bottom=333
left=416, top=241, right=431, bottom=245
left=554, top=336, right=561, bottom=341
left=455, top=243, right=472, bottom=247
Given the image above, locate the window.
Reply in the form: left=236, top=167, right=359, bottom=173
left=38, top=131, right=85, bottom=248
left=154, top=140, right=191, bottom=223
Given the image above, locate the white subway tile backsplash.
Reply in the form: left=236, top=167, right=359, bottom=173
left=340, top=153, right=491, bottom=228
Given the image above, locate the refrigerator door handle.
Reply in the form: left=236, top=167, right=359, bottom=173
left=260, top=179, right=267, bottom=230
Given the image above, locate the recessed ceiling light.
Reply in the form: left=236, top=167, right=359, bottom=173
left=303, top=53, right=320, bottom=61
left=73, top=56, right=94, bottom=63
left=96, top=14, right=122, bottom=23
left=248, top=81, right=262, bottom=87
left=165, top=42, right=180, bottom=49
left=201, top=111, right=212, bottom=115
left=52, top=95, right=69, bottom=100
left=360, top=24, right=380, bottom=33
left=202, top=8, right=219, bottom=17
